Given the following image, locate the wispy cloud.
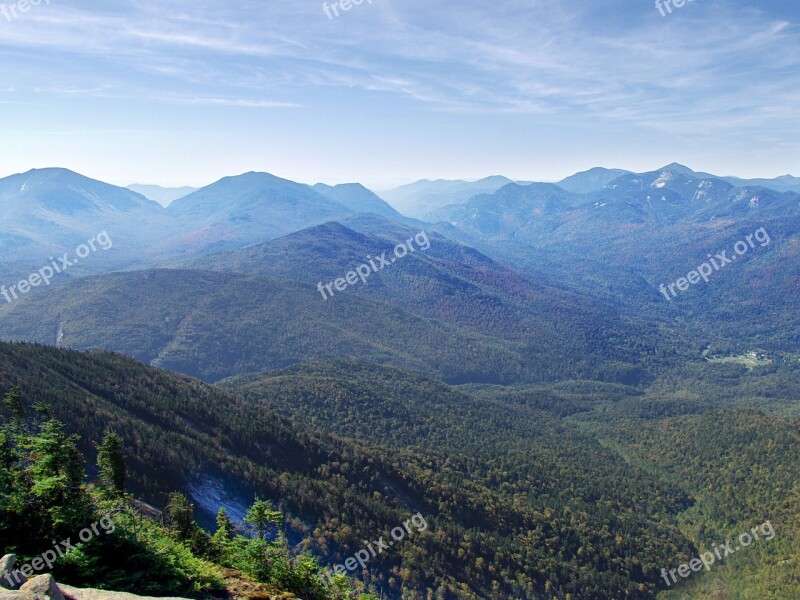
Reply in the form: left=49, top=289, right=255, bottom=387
left=0, top=0, right=798, bottom=182
left=175, top=97, right=301, bottom=109
left=2, top=0, right=797, bottom=126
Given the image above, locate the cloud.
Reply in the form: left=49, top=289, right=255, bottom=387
left=0, top=0, right=797, bottom=175
left=172, top=97, right=302, bottom=108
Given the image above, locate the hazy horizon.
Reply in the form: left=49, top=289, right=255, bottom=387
left=1, top=161, right=796, bottom=192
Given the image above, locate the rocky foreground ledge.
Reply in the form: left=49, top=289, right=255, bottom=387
left=1, top=555, right=191, bottom=600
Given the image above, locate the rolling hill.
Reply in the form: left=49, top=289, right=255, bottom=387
left=173, top=220, right=654, bottom=347
left=0, top=342, right=476, bottom=597
left=0, top=262, right=669, bottom=385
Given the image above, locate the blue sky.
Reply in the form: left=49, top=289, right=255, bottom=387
left=0, top=0, right=798, bottom=188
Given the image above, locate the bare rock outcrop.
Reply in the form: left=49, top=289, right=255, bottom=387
left=0, top=555, right=27, bottom=590
left=20, top=575, right=63, bottom=600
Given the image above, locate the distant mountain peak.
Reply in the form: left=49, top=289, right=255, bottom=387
left=312, top=182, right=400, bottom=218
left=24, top=166, right=79, bottom=176
left=654, top=163, right=721, bottom=181
left=296, top=220, right=360, bottom=236
left=381, top=176, right=515, bottom=218
left=218, top=171, right=285, bottom=184
left=318, top=182, right=366, bottom=190
left=16, top=167, right=105, bottom=188
left=0, top=167, right=157, bottom=210
left=313, top=182, right=371, bottom=195
left=659, top=162, right=696, bottom=174
left=558, top=167, right=631, bottom=194
left=476, top=175, right=515, bottom=185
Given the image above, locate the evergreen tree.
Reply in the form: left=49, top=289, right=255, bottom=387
left=244, top=498, right=283, bottom=541
left=166, top=492, right=197, bottom=544
left=23, top=418, right=89, bottom=533
left=1, top=391, right=90, bottom=546
left=2, top=387, right=25, bottom=427
left=97, top=430, right=127, bottom=498
left=0, top=429, right=17, bottom=537
left=210, top=507, right=236, bottom=560
left=215, top=507, right=236, bottom=539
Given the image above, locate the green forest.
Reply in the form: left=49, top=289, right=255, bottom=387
left=0, top=384, right=379, bottom=599
left=2, top=342, right=799, bottom=598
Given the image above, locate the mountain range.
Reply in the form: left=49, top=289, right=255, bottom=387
left=2, top=161, right=800, bottom=598
left=1, top=162, right=797, bottom=376
left=2, top=163, right=797, bottom=267
left=377, top=164, right=800, bottom=219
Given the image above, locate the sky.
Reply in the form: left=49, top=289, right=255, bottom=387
left=0, top=0, right=798, bottom=189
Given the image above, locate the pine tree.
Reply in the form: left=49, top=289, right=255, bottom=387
left=97, top=430, right=126, bottom=498
left=215, top=507, right=236, bottom=539
left=166, top=491, right=197, bottom=543
left=23, top=418, right=90, bottom=536
left=2, top=387, right=25, bottom=427
left=244, top=498, right=283, bottom=541
left=210, top=507, right=236, bottom=561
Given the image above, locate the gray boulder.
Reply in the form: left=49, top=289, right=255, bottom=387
left=0, top=555, right=28, bottom=590
left=20, top=575, right=63, bottom=600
